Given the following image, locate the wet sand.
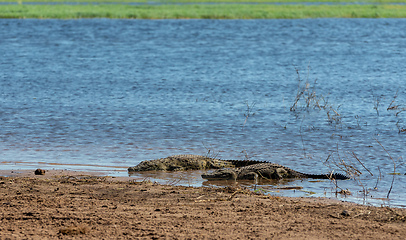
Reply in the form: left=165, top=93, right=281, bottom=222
left=0, top=169, right=405, bottom=239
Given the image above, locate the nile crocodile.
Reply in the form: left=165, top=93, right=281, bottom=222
left=201, top=162, right=349, bottom=180
left=128, top=155, right=265, bottom=172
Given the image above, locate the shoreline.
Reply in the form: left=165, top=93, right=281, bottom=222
left=1, top=169, right=406, bottom=239
left=2, top=168, right=403, bottom=207
left=0, top=168, right=135, bottom=182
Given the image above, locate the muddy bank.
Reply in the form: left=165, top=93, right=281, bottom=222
left=0, top=170, right=405, bottom=239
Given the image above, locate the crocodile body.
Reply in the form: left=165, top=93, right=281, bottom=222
left=201, top=162, right=349, bottom=180
left=128, top=155, right=265, bottom=172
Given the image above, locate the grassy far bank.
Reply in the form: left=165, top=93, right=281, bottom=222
left=0, top=0, right=406, bottom=4
left=2, top=0, right=406, bottom=2
left=1, top=4, right=406, bottom=19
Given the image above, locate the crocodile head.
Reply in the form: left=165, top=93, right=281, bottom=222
left=201, top=169, right=237, bottom=180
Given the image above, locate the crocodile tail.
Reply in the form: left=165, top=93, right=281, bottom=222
left=306, top=173, right=350, bottom=180
left=329, top=173, right=350, bottom=180
left=225, top=159, right=267, bottom=168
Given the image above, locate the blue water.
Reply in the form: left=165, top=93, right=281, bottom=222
left=1, top=19, right=405, bottom=207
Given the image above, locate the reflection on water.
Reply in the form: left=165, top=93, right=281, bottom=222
left=129, top=169, right=306, bottom=191
left=1, top=19, right=406, bottom=207
left=128, top=169, right=357, bottom=203
left=129, top=169, right=403, bottom=207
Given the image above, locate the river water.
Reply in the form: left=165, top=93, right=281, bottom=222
left=1, top=19, right=405, bottom=207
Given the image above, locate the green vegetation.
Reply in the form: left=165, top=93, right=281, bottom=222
left=1, top=1, right=406, bottom=19
left=2, top=0, right=406, bottom=3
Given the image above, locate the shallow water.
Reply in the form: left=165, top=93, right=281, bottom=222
left=1, top=19, right=405, bottom=207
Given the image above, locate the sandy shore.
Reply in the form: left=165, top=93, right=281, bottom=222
left=0, top=169, right=405, bottom=239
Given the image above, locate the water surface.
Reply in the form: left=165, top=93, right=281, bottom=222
left=1, top=19, right=405, bottom=207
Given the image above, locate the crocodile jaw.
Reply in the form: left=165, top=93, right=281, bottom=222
left=201, top=169, right=237, bottom=180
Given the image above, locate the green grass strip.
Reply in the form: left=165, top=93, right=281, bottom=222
left=1, top=4, right=406, bottom=19
left=2, top=0, right=406, bottom=3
